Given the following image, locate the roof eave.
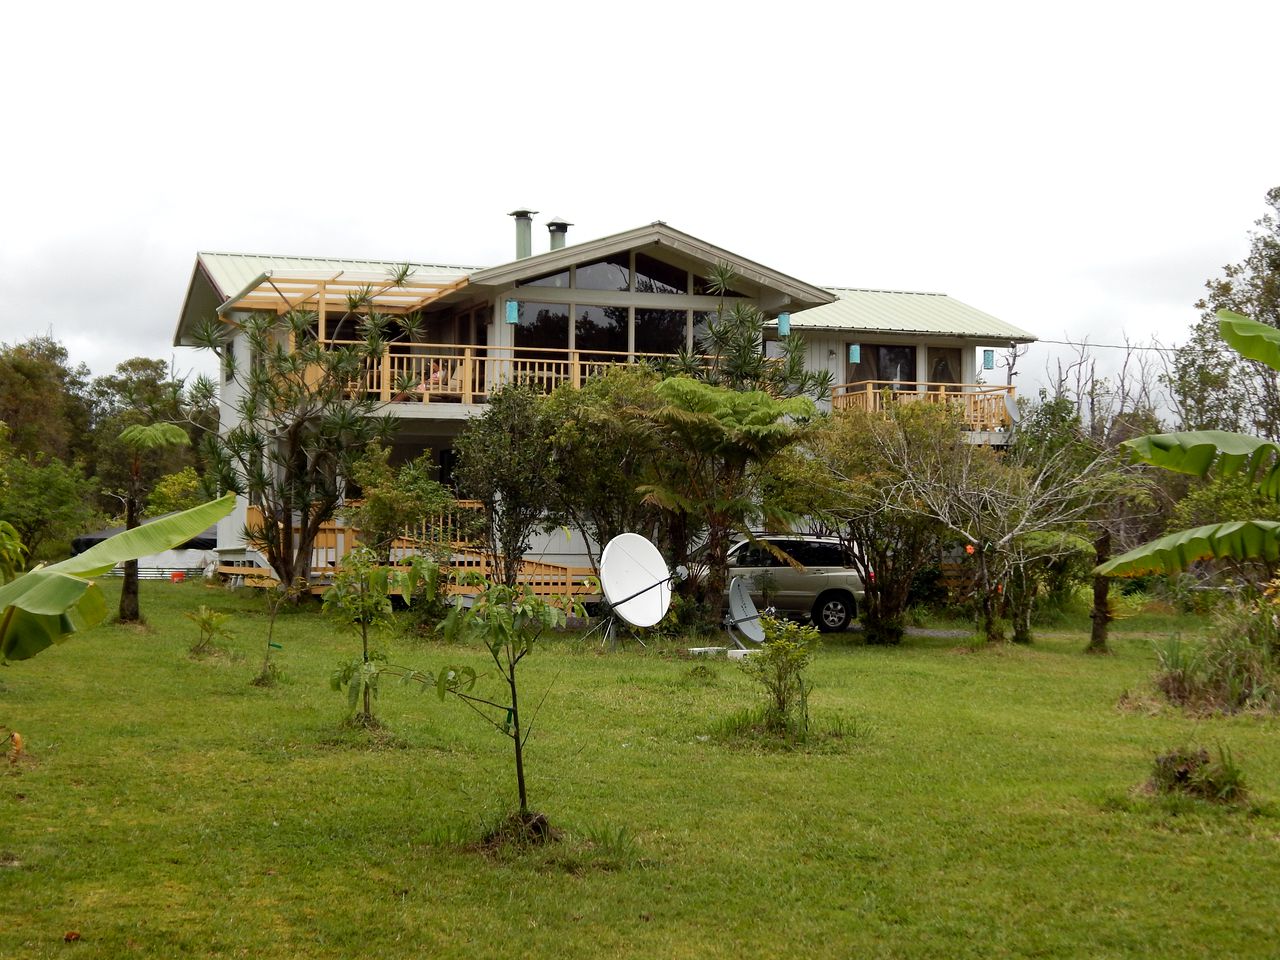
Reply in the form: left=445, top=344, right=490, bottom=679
left=783, top=322, right=1037, bottom=345
left=174, top=256, right=225, bottom=348
left=469, top=222, right=835, bottom=310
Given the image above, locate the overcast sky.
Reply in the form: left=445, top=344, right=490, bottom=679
left=2, top=0, right=1277, bottom=402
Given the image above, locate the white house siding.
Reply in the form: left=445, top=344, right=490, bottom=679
left=217, top=321, right=252, bottom=556
left=524, top=527, right=599, bottom=572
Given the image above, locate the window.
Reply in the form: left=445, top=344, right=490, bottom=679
left=635, top=308, right=687, bottom=355
left=575, top=305, right=627, bottom=356
left=732, top=544, right=780, bottom=568
left=519, top=268, right=570, bottom=289
left=847, top=344, right=917, bottom=390
left=785, top=542, right=844, bottom=567
left=927, top=347, right=962, bottom=387
left=576, top=253, right=631, bottom=291
left=514, top=301, right=569, bottom=352
left=634, top=253, right=687, bottom=294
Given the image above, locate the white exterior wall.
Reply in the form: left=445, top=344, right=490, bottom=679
left=524, top=526, right=598, bottom=571
left=217, top=322, right=252, bottom=556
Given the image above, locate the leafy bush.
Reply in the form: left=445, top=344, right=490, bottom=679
left=398, top=565, right=453, bottom=641
left=1147, top=746, right=1248, bottom=804
left=185, top=604, right=233, bottom=657
left=738, top=616, right=819, bottom=740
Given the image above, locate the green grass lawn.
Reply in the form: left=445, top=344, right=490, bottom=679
left=3, top=581, right=1279, bottom=959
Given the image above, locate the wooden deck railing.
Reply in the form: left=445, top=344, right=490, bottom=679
left=323, top=339, right=683, bottom=404
left=233, top=502, right=594, bottom=597
left=831, top=381, right=1014, bottom=432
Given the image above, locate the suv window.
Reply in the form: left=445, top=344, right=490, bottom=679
left=732, top=545, right=780, bottom=567
left=791, top=542, right=844, bottom=567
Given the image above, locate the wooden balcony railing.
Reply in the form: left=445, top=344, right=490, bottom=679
left=831, top=381, right=1014, bottom=432
left=323, top=340, right=682, bottom=405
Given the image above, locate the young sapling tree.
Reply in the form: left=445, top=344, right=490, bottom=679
left=253, top=578, right=305, bottom=687
left=439, top=578, right=582, bottom=832
left=327, top=551, right=448, bottom=724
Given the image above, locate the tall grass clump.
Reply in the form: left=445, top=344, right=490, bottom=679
left=1151, top=586, right=1280, bottom=713
left=1146, top=745, right=1248, bottom=804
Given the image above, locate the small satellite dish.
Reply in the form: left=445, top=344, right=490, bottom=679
left=1004, top=392, right=1020, bottom=427
left=599, top=533, right=673, bottom=628
left=725, top=577, right=766, bottom=646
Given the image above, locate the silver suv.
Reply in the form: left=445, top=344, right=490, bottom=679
left=724, top=535, right=864, bottom=632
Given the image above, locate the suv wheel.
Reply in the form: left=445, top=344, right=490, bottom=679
left=812, top=591, right=854, bottom=633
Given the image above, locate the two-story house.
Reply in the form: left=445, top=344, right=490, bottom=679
left=174, top=214, right=1035, bottom=579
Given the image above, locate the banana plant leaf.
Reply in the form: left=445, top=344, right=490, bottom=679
left=1122, top=432, right=1280, bottom=498
left=1096, top=520, right=1280, bottom=577
left=0, top=494, right=235, bottom=662
left=1218, top=309, right=1280, bottom=370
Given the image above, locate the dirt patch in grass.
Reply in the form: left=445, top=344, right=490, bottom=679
left=477, top=811, right=562, bottom=851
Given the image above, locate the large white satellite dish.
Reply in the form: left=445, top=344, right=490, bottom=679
left=599, top=533, right=673, bottom=629
left=725, top=577, right=766, bottom=647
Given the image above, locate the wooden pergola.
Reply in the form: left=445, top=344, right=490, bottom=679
left=216, top=268, right=470, bottom=339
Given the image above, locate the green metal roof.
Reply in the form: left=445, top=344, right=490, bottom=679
left=789, top=287, right=1036, bottom=344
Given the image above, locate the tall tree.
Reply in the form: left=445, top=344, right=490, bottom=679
left=0, top=337, right=92, bottom=463
left=454, top=383, right=562, bottom=588
left=89, top=357, right=185, bottom=425
left=639, top=377, right=814, bottom=630
left=545, top=366, right=662, bottom=572
left=867, top=405, right=1120, bottom=642
left=803, top=403, right=953, bottom=644
left=1102, top=311, right=1280, bottom=579
left=115, top=423, right=190, bottom=622
left=0, top=455, right=97, bottom=567
left=1164, top=187, right=1280, bottom=438
left=195, top=303, right=402, bottom=588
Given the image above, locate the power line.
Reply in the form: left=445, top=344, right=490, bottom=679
left=1030, top=338, right=1176, bottom=353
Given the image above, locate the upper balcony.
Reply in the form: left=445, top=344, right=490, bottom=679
left=832, top=379, right=1015, bottom=435
left=338, top=340, right=685, bottom=410
left=333, top=340, right=1015, bottom=436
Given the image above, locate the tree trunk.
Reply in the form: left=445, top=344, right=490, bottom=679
left=360, top=595, right=372, bottom=720
left=1087, top=530, right=1112, bottom=655
left=701, top=520, right=731, bottom=633
left=975, top=551, right=1004, bottom=643
left=508, top=659, right=527, bottom=814
left=118, top=495, right=141, bottom=623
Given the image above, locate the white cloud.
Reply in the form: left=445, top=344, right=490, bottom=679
left=1, top=0, right=1277, bottom=394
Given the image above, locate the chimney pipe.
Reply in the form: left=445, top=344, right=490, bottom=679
left=508, top=208, right=538, bottom=259
left=547, top=216, right=572, bottom=251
